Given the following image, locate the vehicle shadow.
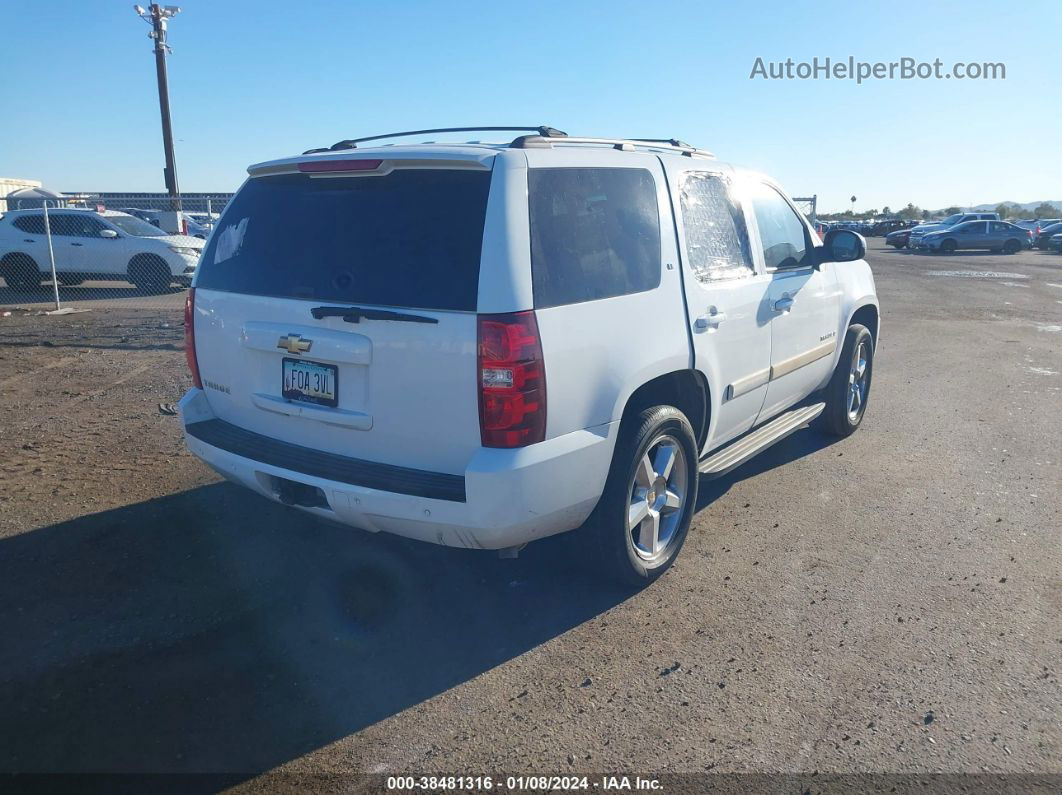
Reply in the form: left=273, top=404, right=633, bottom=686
left=696, top=426, right=838, bottom=510
left=0, top=428, right=834, bottom=779
left=0, top=483, right=627, bottom=778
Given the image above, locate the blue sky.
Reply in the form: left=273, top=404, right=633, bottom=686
left=1, top=0, right=1059, bottom=212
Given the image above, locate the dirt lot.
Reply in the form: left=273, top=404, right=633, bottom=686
left=0, top=241, right=1059, bottom=787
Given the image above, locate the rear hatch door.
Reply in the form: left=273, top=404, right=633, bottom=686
left=191, top=156, right=494, bottom=476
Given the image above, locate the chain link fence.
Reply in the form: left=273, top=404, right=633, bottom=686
left=0, top=192, right=231, bottom=314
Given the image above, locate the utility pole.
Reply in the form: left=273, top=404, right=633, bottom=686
left=135, top=4, right=182, bottom=211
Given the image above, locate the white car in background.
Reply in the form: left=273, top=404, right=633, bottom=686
left=0, top=209, right=204, bottom=292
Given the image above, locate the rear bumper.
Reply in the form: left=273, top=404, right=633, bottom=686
left=178, top=388, right=617, bottom=550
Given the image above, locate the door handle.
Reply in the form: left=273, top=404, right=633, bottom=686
left=24, top=239, right=35, bottom=243
left=694, top=307, right=727, bottom=331
left=70, top=242, right=83, bottom=247
left=773, top=296, right=794, bottom=313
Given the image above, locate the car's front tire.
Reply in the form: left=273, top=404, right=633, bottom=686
left=939, top=240, right=957, bottom=255
left=586, top=405, right=699, bottom=587
left=128, top=254, right=173, bottom=294
left=816, top=323, right=874, bottom=438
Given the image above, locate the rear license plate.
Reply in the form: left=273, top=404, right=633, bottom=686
left=282, top=357, right=338, bottom=408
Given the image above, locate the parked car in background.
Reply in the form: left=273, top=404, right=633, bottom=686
left=1031, top=220, right=1062, bottom=248
left=868, top=219, right=905, bottom=236
left=1048, top=233, right=1062, bottom=253
left=179, top=130, right=879, bottom=584
left=885, top=227, right=913, bottom=248
left=116, top=208, right=212, bottom=239
left=921, top=220, right=1029, bottom=254
left=0, top=209, right=204, bottom=291
left=908, top=212, right=1000, bottom=249
left=118, top=207, right=159, bottom=223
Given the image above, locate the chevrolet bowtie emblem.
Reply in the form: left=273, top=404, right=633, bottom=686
left=277, top=334, right=312, bottom=354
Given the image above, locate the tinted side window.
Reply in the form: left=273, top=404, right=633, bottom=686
left=680, top=173, right=754, bottom=282
left=748, top=182, right=811, bottom=269
left=48, top=215, right=101, bottom=237
left=529, top=168, right=661, bottom=308
left=13, top=215, right=46, bottom=234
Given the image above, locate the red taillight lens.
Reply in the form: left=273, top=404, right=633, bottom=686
left=184, top=288, right=202, bottom=389
left=477, top=311, right=546, bottom=448
left=297, top=159, right=383, bottom=173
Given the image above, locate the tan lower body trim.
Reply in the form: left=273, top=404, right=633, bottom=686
left=725, top=340, right=836, bottom=401
left=770, top=340, right=836, bottom=380
left=727, top=368, right=770, bottom=400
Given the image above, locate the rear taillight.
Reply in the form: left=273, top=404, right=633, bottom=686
left=477, top=311, right=546, bottom=448
left=184, top=288, right=203, bottom=389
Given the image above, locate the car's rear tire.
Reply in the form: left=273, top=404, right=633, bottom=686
left=1002, top=239, right=1021, bottom=255
left=816, top=323, right=874, bottom=438
left=128, top=254, right=173, bottom=293
left=939, top=240, right=957, bottom=255
left=1, top=254, right=43, bottom=291
left=584, top=405, right=699, bottom=587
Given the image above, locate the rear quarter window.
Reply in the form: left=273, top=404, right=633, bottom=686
left=12, top=215, right=46, bottom=234
left=195, top=169, right=492, bottom=311
left=529, top=167, right=661, bottom=308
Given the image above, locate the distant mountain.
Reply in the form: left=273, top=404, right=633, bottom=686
left=958, top=200, right=1062, bottom=213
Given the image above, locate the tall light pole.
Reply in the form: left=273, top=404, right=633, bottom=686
left=134, top=4, right=182, bottom=211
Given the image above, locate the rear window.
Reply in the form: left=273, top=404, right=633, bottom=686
left=196, top=169, right=492, bottom=311
left=529, top=167, right=661, bottom=308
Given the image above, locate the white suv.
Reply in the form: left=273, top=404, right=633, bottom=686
left=179, top=127, right=879, bottom=584
left=0, top=209, right=204, bottom=291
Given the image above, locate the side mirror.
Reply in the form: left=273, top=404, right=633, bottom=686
left=99, top=228, right=119, bottom=239
left=819, top=229, right=865, bottom=265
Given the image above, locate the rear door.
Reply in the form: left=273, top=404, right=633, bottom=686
left=669, top=167, right=773, bottom=451
left=41, top=214, right=86, bottom=273
left=191, top=158, right=495, bottom=475
left=988, top=221, right=1012, bottom=249
left=8, top=215, right=47, bottom=264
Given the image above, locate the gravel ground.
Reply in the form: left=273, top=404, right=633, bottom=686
left=0, top=241, right=1059, bottom=788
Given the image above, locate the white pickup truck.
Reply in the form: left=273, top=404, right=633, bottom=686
left=180, top=127, right=879, bottom=584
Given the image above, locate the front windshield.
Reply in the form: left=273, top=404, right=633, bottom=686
left=105, top=215, right=167, bottom=236
left=940, top=213, right=964, bottom=225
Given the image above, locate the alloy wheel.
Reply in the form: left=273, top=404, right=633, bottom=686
left=627, top=434, right=688, bottom=561
left=848, top=340, right=870, bottom=422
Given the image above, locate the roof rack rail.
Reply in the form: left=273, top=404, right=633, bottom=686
left=303, top=126, right=567, bottom=154
left=630, top=138, right=692, bottom=148
left=509, top=134, right=714, bottom=158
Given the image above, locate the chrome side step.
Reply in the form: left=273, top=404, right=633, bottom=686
left=698, top=402, right=825, bottom=478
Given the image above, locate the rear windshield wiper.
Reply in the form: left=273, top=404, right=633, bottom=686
left=310, top=305, right=439, bottom=324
